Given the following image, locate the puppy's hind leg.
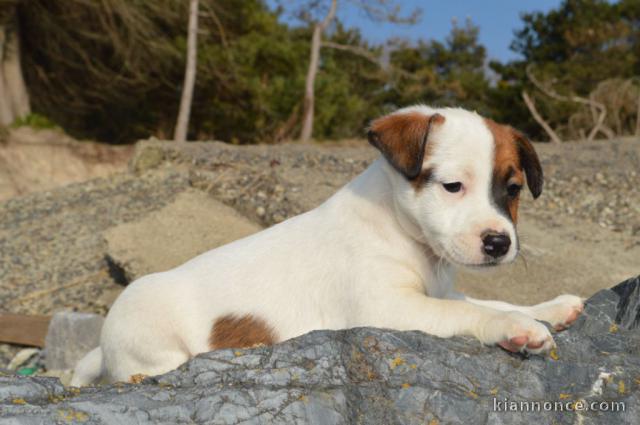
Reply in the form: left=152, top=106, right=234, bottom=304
left=100, top=306, right=194, bottom=382
left=71, top=347, right=103, bottom=387
left=102, top=342, right=192, bottom=383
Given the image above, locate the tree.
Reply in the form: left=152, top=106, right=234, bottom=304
left=385, top=19, right=490, bottom=114
left=0, top=4, right=30, bottom=126
left=288, top=0, right=420, bottom=142
left=299, top=0, right=337, bottom=143
left=491, top=0, right=640, bottom=140
left=16, top=0, right=190, bottom=142
left=174, top=0, right=199, bottom=142
left=15, top=0, right=307, bottom=143
left=313, top=22, right=387, bottom=139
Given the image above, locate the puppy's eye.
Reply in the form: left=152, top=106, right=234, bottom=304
left=507, top=183, right=522, bottom=198
left=442, top=182, right=462, bottom=193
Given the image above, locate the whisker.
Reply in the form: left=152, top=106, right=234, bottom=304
left=516, top=250, right=529, bottom=270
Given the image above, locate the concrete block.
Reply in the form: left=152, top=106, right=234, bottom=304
left=105, top=190, right=262, bottom=282
left=44, top=311, right=104, bottom=371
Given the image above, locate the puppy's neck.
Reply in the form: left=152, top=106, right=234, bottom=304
left=350, top=161, right=445, bottom=244
left=344, top=159, right=430, bottom=243
left=338, top=158, right=455, bottom=296
left=340, top=159, right=456, bottom=296
left=376, top=161, right=442, bottom=252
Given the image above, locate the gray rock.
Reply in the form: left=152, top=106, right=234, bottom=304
left=0, top=275, right=638, bottom=424
left=45, top=312, right=104, bottom=371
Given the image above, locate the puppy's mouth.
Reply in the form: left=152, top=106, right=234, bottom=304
left=459, top=260, right=502, bottom=269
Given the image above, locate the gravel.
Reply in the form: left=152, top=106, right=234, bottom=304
left=133, top=138, right=640, bottom=244
left=531, top=139, right=640, bottom=244
left=0, top=171, right=190, bottom=365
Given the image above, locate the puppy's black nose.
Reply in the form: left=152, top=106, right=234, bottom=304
left=482, top=232, right=511, bottom=259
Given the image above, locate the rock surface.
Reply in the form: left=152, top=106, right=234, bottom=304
left=0, top=276, right=638, bottom=424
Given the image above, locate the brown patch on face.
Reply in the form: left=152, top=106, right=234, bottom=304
left=209, top=314, right=277, bottom=350
left=410, top=167, right=434, bottom=191
left=368, top=112, right=444, bottom=180
left=484, top=119, right=525, bottom=223
left=509, top=192, right=520, bottom=223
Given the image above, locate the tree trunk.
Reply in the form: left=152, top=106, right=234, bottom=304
left=0, top=19, right=30, bottom=126
left=299, top=0, right=337, bottom=143
left=174, top=0, right=199, bottom=142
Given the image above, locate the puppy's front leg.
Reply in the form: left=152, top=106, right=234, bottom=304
left=460, top=294, right=584, bottom=331
left=362, top=288, right=555, bottom=355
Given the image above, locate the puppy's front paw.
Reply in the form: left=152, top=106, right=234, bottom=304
left=481, top=311, right=555, bottom=356
left=530, top=294, right=584, bottom=331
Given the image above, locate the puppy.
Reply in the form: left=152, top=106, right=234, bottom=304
left=71, top=105, right=583, bottom=386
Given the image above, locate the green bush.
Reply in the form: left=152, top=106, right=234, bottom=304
left=11, top=113, right=59, bottom=130
left=12, top=0, right=640, bottom=143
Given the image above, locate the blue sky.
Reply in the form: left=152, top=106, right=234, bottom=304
left=270, top=0, right=564, bottom=62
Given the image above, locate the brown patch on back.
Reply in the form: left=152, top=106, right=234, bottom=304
left=484, top=119, right=524, bottom=223
left=368, top=112, right=444, bottom=180
left=209, top=314, right=277, bottom=350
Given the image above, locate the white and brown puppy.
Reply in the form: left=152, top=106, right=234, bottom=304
left=72, top=105, right=583, bottom=386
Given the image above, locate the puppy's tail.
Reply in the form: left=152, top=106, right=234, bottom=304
left=70, top=347, right=103, bottom=387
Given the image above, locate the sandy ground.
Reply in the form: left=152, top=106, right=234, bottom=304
left=0, top=127, right=132, bottom=201
left=457, top=210, right=640, bottom=303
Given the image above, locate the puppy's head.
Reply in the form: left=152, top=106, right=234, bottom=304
left=368, top=106, right=543, bottom=268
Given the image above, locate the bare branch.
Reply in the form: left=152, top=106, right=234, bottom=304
left=521, top=90, right=562, bottom=143
left=321, top=41, right=418, bottom=80
left=526, top=64, right=607, bottom=141
left=319, top=0, right=338, bottom=30
left=298, top=0, right=420, bottom=142
left=321, top=40, right=379, bottom=63
left=348, top=0, right=421, bottom=24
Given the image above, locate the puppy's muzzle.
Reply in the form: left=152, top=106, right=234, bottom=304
left=482, top=231, right=511, bottom=259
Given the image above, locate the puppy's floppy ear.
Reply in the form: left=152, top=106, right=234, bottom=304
left=367, top=112, right=445, bottom=179
left=513, top=130, right=543, bottom=199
